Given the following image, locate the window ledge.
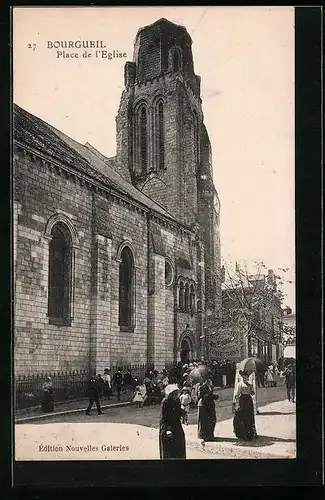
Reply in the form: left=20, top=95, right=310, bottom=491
left=119, top=326, right=135, bottom=333
left=49, top=317, right=72, bottom=327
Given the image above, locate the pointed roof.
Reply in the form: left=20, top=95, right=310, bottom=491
left=13, top=104, right=176, bottom=221
left=134, top=17, right=192, bottom=43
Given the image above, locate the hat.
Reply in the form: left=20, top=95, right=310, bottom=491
left=164, top=384, right=179, bottom=396
left=182, top=387, right=190, bottom=392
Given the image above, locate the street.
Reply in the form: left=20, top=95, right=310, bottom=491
left=19, top=384, right=288, bottom=427
left=15, top=384, right=295, bottom=460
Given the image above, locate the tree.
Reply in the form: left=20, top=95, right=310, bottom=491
left=204, top=260, right=293, bottom=361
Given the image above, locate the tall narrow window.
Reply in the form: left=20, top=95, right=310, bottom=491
left=48, top=223, right=72, bottom=325
left=139, top=106, right=147, bottom=174
left=157, top=101, right=165, bottom=169
left=190, top=284, right=195, bottom=313
left=119, top=246, right=134, bottom=330
left=179, top=281, right=185, bottom=311
left=184, top=283, right=190, bottom=312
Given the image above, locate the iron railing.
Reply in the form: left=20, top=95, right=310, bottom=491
left=14, top=363, right=154, bottom=410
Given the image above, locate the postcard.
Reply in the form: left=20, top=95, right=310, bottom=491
left=13, top=6, right=296, bottom=464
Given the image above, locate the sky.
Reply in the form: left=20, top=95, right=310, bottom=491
left=13, top=6, right=295, bottom=310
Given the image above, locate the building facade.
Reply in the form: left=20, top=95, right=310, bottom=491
left=207, top=269, right=284, bottom=364
left=13, top=18, right=222, bottom=375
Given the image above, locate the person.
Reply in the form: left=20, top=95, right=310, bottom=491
left=159, top=384, right=186, bottom=460
left=123, top=369, right=133, bottom=388
left=284, top=364, right=296, bottom=402
left=112, top=368, right=123, bottom=402
left=233, top=370, right=257, bottom=441
left=86, top=374, right=102, bottom=415
left=273, top=363, right=280, bottom=387
left=265, top=365, right=274, bottom=387
left=131, top=379, right=147, bottom=408
left=197, top=379, right=219, bottom=443
left=103, top=368, right=112, bottom=399
left=180, top=387, right=191, bottom=425
left=256, top=363, right=266, bottom=388
left=41, top=376, right=54, bottom=412
left=157, top=369, right=169, bottom=392
left=190, top=382, right=200, bottom=407
left=97, top=373, right=104, bottom=398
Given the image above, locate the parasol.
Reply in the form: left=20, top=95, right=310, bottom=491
left=237, top=357, right=265, bottom=375
left=187, top=364, right=210, bottom=384
left=235, top=357, right=265, bottom=415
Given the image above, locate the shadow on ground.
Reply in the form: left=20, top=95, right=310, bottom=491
left=258, top=411, right=296, bottom=416
left=234, top=435, right=295, bottom=447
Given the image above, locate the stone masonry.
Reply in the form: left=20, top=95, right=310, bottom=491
left=13, top=18, right=222, bottom=375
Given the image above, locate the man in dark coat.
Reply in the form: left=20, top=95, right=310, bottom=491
left=159, top=384, right=186, bottom=460
left=284, top=364, right=296, bottom=402
left=113, top=368, right=123, bottom=402
left=85, top=375, right=102, bottom=415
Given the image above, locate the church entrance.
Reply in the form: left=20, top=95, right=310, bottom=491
left=180, top=337, right=192, bottom=365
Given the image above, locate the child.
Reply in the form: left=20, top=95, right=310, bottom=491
left=180, top=387, right=191, bottom=425
left=132, top=380, right=147, bottom=408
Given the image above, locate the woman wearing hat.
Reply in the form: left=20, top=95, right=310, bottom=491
left=159, top=384, right=186, bottom=459
left=233, top=370, right=258, bottom=441
left=41, top=376, right=54, bottom=412
left=197, top=379, right=219, bottom=443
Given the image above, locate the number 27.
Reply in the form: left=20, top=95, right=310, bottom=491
left=28, top=44, right=36, bottom=51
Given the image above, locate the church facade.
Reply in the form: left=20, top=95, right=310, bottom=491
left=13, top=18, right=222, bottom=375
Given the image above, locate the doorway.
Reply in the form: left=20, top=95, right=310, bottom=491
left=180, top=337, right=192, bottom=364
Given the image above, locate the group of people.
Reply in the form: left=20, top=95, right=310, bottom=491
left=131, top=370, right=168, bottom=407
left=85, top=368, right=133, bottom=415
left=168, top=359, right=237, bottom=388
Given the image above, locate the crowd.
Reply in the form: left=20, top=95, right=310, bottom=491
left=40, top=358, right=296, bottom=459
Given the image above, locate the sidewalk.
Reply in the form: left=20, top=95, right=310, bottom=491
left=15, top=398, right=295, bottom=460
left=15, top=393, right=133, bottom=423
left=183, top=399, right=296, bottom=459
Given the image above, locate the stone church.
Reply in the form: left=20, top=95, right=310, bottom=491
left=13, top=18, right=222, bottom=375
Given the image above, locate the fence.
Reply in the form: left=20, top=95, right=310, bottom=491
left=15, top=363, right=154, bottom=410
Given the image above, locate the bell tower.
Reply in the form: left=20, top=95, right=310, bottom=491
left=115, top=18, right=203, bottom=227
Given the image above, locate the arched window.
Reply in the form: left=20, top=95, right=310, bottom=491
left=165, top=259, right=173, bottom=287
left=119, top=246, right=135, bottom=330
left=48, top=222, right=72, bottom=325
left=138, top=105, right=148, bottom=174
left=190, top=284, right=195, bottom=313
left=179, top=281, right=185, bottom=311
left=156, top=100, right=165, bottom=170
left=184, top=283, right=190, bottom=311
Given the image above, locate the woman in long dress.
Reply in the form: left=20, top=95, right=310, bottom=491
left=41, top=377, right=54, bottom=412
left=233, top=370, right=258, bottom=441
left=159, top=384, right=186, bottom=460
left=197, top=380, right=219, bottom=443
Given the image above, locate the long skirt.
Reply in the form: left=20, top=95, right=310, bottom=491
left=198, top=405, right=216, bottom=441
left=159, top=423, right=186, bottom=459
left=233, top=394, right=257, bottom=441
left=41, top=391, right=54, bottom=412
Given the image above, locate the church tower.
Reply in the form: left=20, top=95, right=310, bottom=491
left=115, top=18, right=222, bottom=319
left=116, top=18, right=203, bottom=227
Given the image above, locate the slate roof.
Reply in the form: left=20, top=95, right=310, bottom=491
left=13, top=104, right=176, bottom=221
